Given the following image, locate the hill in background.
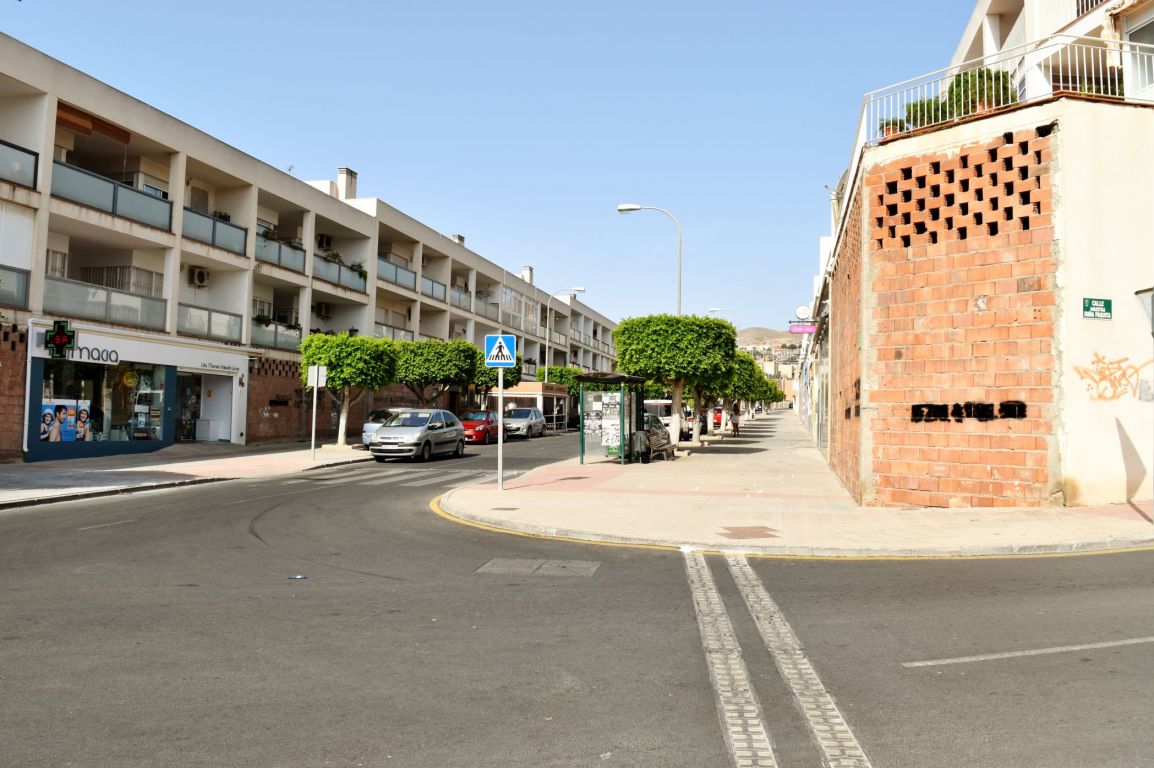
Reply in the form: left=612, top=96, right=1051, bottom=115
left=737, top=326, right=794, bottom=348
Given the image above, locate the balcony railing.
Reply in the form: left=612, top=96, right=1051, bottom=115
left=177, top=303, right=243, bottom=342
left=377, top=257, right=417, bottom=291
left=501, top=310, right=521, bottom=329
left=183, top=209, right=247, bottom=254
left=480, top=303, right=500, bottom=322
left=550, top=330, right=566, bottom=345
left=375, top=323, right=415, bottom=342
left=43, top=276, right=166, bottom=330
left=0, top=139, right=37, bottom=189
left=313, top=256, right=367, bottom=292
left=420, top=276, right=447, bottom=302
left=251, top=319, right=303, bottom=351
left=449, top=287, right=472, bottom=311
left=0, top=265, right=29, bottom=308
left=51, top=161, right=172, bottom=230
left=523, top=361, right=538, bottom=377
left=255, top=236, right=306, bottom=272
left=1076, top=0, right=1106, bottom=15
left=864, top=35, right=1154, bottom=145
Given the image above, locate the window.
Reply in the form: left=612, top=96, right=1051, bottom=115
left=40, top=360, right=168, bottom=443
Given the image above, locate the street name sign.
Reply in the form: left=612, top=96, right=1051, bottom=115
left=1082, top=297, right=1112, bottom=320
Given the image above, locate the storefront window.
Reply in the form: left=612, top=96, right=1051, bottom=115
left=41, top=360, right=168, bottom=443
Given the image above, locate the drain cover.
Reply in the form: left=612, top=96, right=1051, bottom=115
left=476, top=558, right=601, bottom=577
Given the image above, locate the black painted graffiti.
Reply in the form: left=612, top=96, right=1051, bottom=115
left=911, top=401, right=1027, bottom=423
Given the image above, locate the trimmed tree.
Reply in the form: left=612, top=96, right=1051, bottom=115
left=395, top=338, right=478, bottom=407
left=474, top=348, right=523, bottom=404
left=614, top=314, right=736, bottom=444
left=299, top=333, right=397, bottom=447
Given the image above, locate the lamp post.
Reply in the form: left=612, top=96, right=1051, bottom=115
left=617, top=203, right=683, bottom=315
left=708, top=307, right=740, bottom=331
left=544, top=287, right=585, bottom=383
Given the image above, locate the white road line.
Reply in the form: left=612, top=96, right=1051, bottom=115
left=77, top=519, right=137, bottom=531
left=727, top=555, right=873, bottom=768
left=683, top=551, right=780, bottom=768
left=399, top=470, right=484, bottom=487
left=903, top=636, right=1154, bottom=668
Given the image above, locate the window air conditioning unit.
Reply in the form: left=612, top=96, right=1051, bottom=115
left=315, top=302, right=334, bottom=320
left=316, top=234, right=333, bottom=250
left=188, top=266, right=209, bottom=287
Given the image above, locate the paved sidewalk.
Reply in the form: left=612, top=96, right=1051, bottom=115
left=440, top=413, right=1154, bottom=558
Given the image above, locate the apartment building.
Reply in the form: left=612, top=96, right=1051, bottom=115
left=799, top=0, right=1154, bottom=508
left=0, top=33, right=616, bottom=461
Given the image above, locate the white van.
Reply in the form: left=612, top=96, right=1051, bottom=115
left=644, top=399, right=690, bottom=440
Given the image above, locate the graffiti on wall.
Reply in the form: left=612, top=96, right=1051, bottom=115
left=911, top=401, right=1027, bottom=423
left=1074, top=354, right=1154, bottom=402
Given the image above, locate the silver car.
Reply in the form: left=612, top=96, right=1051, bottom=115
left=503, top=407, right=546, bottom=438
left=361, top=408, right=394, bottom=447
left=369, top=408, right=466, bottom=462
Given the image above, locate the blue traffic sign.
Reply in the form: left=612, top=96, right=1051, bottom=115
left=484, top=334, right=517, bottom=368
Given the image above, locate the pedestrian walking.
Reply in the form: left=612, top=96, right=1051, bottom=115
left=730, top=405, right=741, bottom=437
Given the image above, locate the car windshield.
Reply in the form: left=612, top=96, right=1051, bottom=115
left=383, top=411, right=431, bottom=427
left=507, top=409, right=534, bottom=419
left=461, top=411, right=490, bottom=421
left=366, top=409, right=392, bottom=423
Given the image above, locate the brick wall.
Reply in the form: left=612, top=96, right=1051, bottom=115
left=0, top=322, right=27, bottom=460
left=864, top=124, right=1056, bottom=507
left=830, top=194, right=865, bottom=501
left=246, top=356, right=316, bottom=442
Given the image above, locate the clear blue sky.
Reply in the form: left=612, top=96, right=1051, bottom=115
left=4, top=0, right=972, bottom=329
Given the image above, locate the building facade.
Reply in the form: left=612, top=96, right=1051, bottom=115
left=801, top=0, right=1154, bottom=507
left=0, top=34, right=616, bottom=461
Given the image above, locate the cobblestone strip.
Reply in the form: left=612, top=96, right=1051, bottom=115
left=727, top=556, right=873, bottom=768
left=684, top=551, right=780, bottom=768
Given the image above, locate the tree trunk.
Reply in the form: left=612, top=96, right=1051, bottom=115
left=669, top=379, right=685, bottom=446
left=691, top=386, right=705, bottom=444
left=333, top=387, right=366, bottom=447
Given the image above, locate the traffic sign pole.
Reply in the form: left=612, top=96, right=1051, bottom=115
left=484, top=334, right=516, bottom=492
left=497, top=367, right=504, bottom=491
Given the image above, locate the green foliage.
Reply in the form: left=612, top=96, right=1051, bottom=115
left=878, top=117, right=907, bottom=134
left=395, top=338, right=478, bottom=406
left=298, top=333, right=396, bottom=393
left=474, top=349, right=523, bottom=396
left=726, top=351, right=764, bottom=401
left=903, top=97, right=944, bottom=129
left=946, top=67, right=1016, bottom=115
left=536, top=366, right=582, bottom=397
left=614, top=314, right=736, bottom=388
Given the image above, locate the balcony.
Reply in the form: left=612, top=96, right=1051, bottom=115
left=51, top=161, right=172, bottom=230
left=251, top=319, right=302, bottom=351
left=313, top=256, right=367, bottom=292
left=1077, top=0, right=1107, bottom=15
left=0, top=139, right=37, bottom=189
left=183, top=209, right=247, bottom=254
left=550, top=330, right=566, bottom=345
left=377, top=256, right=417, bottom=291
left=501, top=310, right=521, bottom=329
left=0, top=265, right=29, bottom=308
left=449, top=287, right=472, bottom=311
left=255, top=236, right=306, bottom=272
left=43, top=276, right=166, bottom=330
left=421, top=276, right=447, bottom=302
left=177, top=303, right=243, bottom=342
left=866, top=35, right=1154, bottom=145
left=480, top=303, right=500, bottom=322
left=375, top=323, right=415, bottom=342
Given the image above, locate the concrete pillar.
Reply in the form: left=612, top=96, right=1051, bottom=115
left=163, top=151, right=188, bottom=335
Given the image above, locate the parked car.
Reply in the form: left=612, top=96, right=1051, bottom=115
left=504, top=407, right=546, bottom=438
left=368, top=408, right=466, bottom=462
left=634, top=412, right=675, bottom=463
left=459, top=409, right=501, bottom=444
left=361, top=408, right=394, bottom=447
left=713, top=407, right=723, bottom=429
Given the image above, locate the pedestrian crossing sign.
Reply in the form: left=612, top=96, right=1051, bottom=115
left=484, top=334, right=517, bottom=368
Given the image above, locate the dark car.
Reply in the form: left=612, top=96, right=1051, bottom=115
left=459, top=409, right=500, bottom=444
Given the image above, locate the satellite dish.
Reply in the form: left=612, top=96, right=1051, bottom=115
left=794, top=304, right=812, bottom=320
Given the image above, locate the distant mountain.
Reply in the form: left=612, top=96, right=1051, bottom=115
left=737, top=327, right=793, bottom=348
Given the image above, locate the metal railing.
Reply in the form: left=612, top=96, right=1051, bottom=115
left=182, top=209, right=247, bottom=254
left=864, top=35, right=1154, bottom=145
left=0, top=139, right=37, bottom=189
left=522, top=361, right=537, bottom=377
left=43, top=276, right=166, bottom=329
left=377, top=257, right=417, bottom=291
left=501, top=310, right=521, bottom=329
left=449, top=287, right=472, bottom=310
left=0, top=264, right=30, bottom=308
left=550, top=330, right=566, bottom=345
left=51, top=161, right=172, bottom=230
left=421, top=276, right=447, bottom=302
left=251, top=319, right=302, bottom=350
left=375, top=323, right=415, bottom=342
left=313, top=256, right=367, bottom=292
left=255, top=236, right=306, bottom=272
left=1076, top=0, right=1106, bottom=15
left=177, top=303, right=243, bottom=342
left=481, top=303, right=500, bottom=321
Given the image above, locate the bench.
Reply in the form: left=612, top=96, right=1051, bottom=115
left=644, top=429, right=676, bottom=462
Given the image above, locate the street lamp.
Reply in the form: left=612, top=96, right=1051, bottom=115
left=617, top=203, right=683, bottom=315
left=544, top=287, right=585, bottom=383
left=708, top=307, right=740, bottom=331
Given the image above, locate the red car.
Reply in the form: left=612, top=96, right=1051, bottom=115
left=459, top=409, right=501, bottom=444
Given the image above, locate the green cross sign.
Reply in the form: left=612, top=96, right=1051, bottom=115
left=45, top=320, right=77, bottom=359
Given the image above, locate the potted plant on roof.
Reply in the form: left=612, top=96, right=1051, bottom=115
left=878, top=117, right=906, bottom=138
left=904, top=97, right=944, bottom=129
left=947, top=67, right=1016, bottom=117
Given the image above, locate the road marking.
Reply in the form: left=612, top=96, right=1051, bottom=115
left=683, top=551, right=780, bottom=768
left=77, top=519, right=137, bottom=531
left=222, top=486, right=330, bottom=506
left=727, top=555, right=873, bottom=768
left=903, top=635, right=1154, bottom=668
left=398, top=470, right=483, bottom=487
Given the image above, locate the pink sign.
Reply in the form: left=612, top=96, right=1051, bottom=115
left=788, top=323, right=816, bottom=334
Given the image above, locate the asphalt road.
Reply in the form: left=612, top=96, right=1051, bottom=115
left=2, top=432, right=1153, bottom=767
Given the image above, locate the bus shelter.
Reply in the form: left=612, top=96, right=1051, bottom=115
left=575, top=372, right=647, bottom=465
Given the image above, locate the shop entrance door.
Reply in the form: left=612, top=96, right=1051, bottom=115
left=198, top=374, right=233, bottom=442
left=176, top=373, right=202, bottom=441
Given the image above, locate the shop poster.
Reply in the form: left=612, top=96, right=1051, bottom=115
left=40, top=399, right=91, bottom=442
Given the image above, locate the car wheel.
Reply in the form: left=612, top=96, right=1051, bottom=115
left=373, top=456, right=388, bottom=463
left=487, top=429, right=495, bottom=445
left=453, top=440, right=465, bottom=458
left=419, top=442, right=432, bottom=462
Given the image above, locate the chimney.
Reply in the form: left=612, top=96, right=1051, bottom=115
left=336, top=167, right=357, bottom=199
left=450, top=234, right=466, bottom=245
left=521, top=266, right=534, bottom=286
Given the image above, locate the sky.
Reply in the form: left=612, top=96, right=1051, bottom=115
left=3, top=0, right=974, bottom=330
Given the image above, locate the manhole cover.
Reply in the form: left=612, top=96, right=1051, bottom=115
left=476, top=558, right=601, bottom=577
